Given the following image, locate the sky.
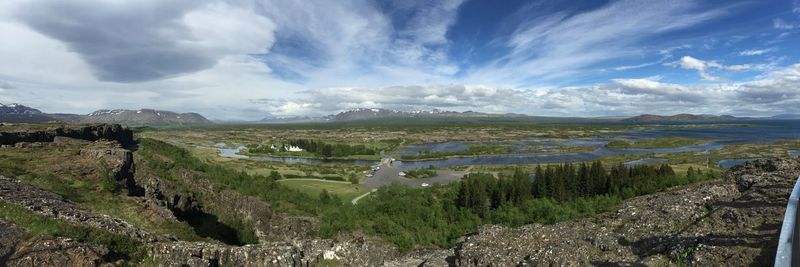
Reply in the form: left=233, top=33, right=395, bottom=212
left=0, top=0, right=799, bottom=120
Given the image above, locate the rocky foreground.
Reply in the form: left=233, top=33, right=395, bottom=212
left=403, top=158, right=799, bottom=266
left=149, top=158, right=799, bottom=266
left=0, top=125, right=797, bottom=266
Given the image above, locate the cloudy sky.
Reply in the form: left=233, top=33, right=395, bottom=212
left=0, top=0, right=799, bottom=120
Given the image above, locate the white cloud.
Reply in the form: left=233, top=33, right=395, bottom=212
left=774, top=18, right=795, bottom=30
left=254, top=64, right=800, bottom=117
left=0, top=0, right=466, bottom=119
left=14, top=0, right=275, bottom=82
left=673, top=56, right=721, bottom=81
left=466, top=0, right=730, bottom=85
left=794, top=0, right=800, bottom=14
left=668, top=56, right=757, bottom=81
left=0, top=0, right=795, bottom=120
left=739, top=48, right=775, bottom=56
left=256, top=84, right=533, bottom=116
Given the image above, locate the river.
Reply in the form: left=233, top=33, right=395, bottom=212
left=216, top=120, right=800, bottom=168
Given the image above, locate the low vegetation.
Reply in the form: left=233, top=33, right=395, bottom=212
left=606, top=137, right=706, bottom=149
left=400, top=143, right=512, bottom=160
left=405, top=166, right=437, bottom=179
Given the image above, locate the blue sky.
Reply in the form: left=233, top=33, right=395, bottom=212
left=0, top=0, right=799, bottom=120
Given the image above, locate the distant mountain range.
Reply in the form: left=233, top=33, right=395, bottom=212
left=621, top=114, right=745, bottom=122
left=770, top=114, right=800, bottom=120
left=0, top=103, right=211, bottom=126
left=261, top=108, right=527, bottom=123
left=2, top=103, right=798, bottom=125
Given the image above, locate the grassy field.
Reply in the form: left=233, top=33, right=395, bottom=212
left=186, top=145, right=370, bottom=182
left=400, top=143, right=514, bottom=160
left=278, top=179, right=369, bottom=201
left=606, top=137, right=707, bottom=149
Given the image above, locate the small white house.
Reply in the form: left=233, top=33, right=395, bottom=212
left=284, top=145, right=304, bottom=152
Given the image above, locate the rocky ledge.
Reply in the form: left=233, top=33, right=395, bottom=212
left=0, top=124, right=134, bottom=148
left=0, top=176, right=160, bottom=243
left=151, top=234, right=397, bottom=267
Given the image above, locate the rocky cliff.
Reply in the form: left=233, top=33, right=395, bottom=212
left=0, top=124, right=134, bottom=148
left=0, top=176, right=159, bottom=243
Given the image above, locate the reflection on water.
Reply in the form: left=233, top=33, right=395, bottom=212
left=789, top=150, right=799, bottom=157
left=218, top=146, right=249, bottom=159
left=216, top=120, right=800, bottom=167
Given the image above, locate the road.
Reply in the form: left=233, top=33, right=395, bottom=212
left=351, top=189, right=377, bottom=204
left=352, top=157, right=473, bottom=204
left=361, top=158, right=466, bottom=189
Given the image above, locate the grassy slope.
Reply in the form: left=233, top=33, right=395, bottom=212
left=278, top=179, right=369, bottom=201
left=0, top=145, right=202, bottom=242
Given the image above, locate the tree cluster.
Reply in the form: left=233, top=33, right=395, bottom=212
left=456, top=161, right=714, bottom=217
left=249, top=139, right=377, bottom=158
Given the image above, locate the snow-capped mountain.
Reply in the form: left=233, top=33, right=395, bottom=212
left=260, top=108, right=527, bottom=123
left=0, top=103, right=54, bottom=123
left=324, top=108, right=404, bottom=121
left=0, top=103, right=43, bottom=115
left=81, top=109, right=212, bottom=125
left=0, top=103, right=212, bottom=126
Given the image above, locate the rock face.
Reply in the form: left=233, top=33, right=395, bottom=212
left=0, top=176, right=160, bottom=243
left=4, top=238, right=111, bottom=267
left=398, top=157, right=800, bottom=266
left=0, top=221, right=23, bottom=263
left=0, top=124, right=135, bottom=148
left=132, top=158, right=317, bottom=243
left=81, top=147, right=139, bottom=195
left=151, top=234, right=397, bottom=267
